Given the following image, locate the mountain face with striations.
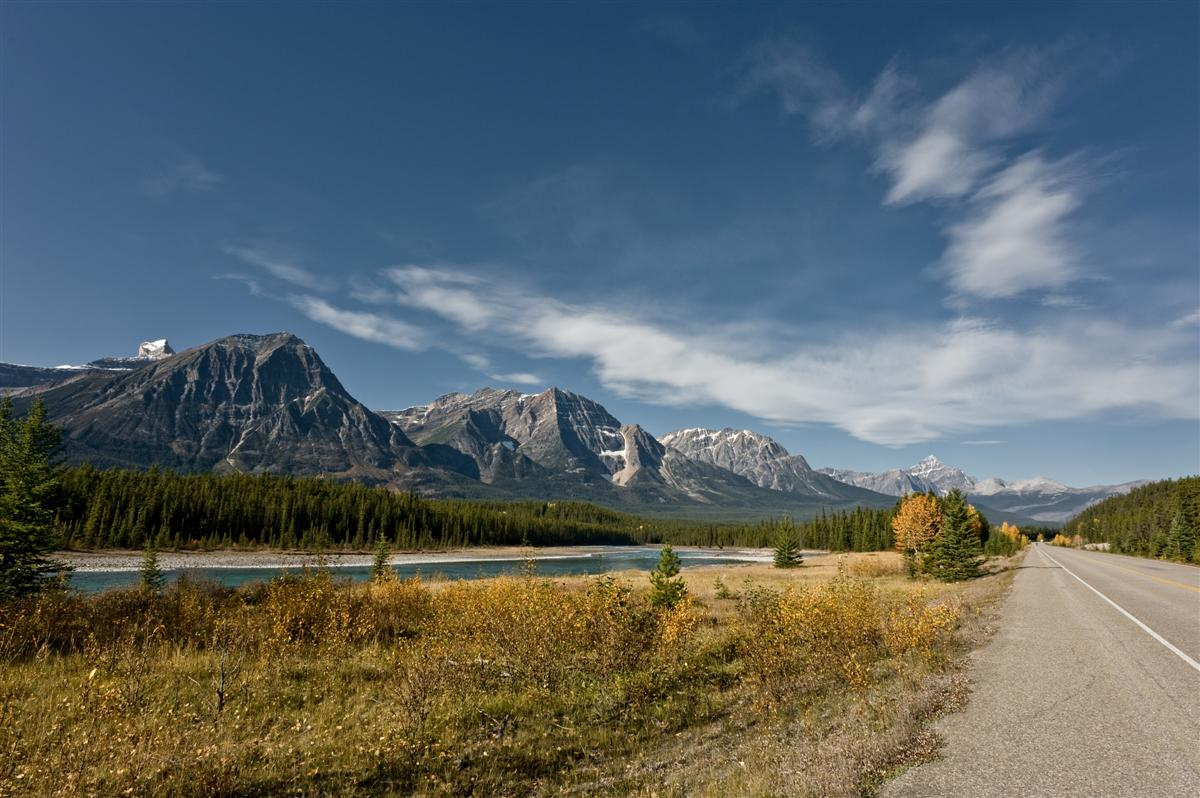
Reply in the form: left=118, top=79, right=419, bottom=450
left=17, top=333, right=467, bottom=481
left=659, top=427, right=861, bottom=499
left=381, top=388, right=797, bottom=506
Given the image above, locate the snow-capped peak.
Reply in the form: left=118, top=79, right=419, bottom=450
left=137, top=339, right=174, bottom=359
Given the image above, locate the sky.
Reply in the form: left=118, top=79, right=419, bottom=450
left=2, top=1, right=1197, bottom=486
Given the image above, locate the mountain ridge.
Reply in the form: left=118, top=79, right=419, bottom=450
left=4, top=332, right=1152, bottom=523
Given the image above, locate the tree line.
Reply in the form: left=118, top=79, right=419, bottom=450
left=1062, top=476, right=1199, bottom=563
left=51, top=464, right=902, bottom=552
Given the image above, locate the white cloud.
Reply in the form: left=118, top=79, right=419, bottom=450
left=742, top=40, right=1093, bottom=302
left=1171, top=309, right=1200, bottom=328
left=382, top=269, right=1199, bottom=446
left=223, top=245, right=334, bottom=291
left=940, top=154, right=1082, bottom=299
left=879, top=54, right=1060, bottom=205
left=287, top=295, right=425, bottom=351
left=460, top=352, right=492, bottom=370
left=213, top=273, right=264, bottom=296
left=490, top=372, right=543, bottom=387
left=140, top=158, right=223, bottom=197
left=385, top=266, right=494, bottom=329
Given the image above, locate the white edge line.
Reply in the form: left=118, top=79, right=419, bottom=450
left=1039, top=545, right=1200, bottom=673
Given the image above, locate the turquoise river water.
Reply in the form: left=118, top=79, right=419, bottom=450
left=68, top=547, right=769, bottom=594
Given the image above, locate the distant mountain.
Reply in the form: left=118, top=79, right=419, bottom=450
left=382, top=388, right=857, bottom=510
left=818, top=456, right=1145, bottom=523
left=967, top=478, right=1149, bottom=523
left=1, top=338, right=177, bottom=394
left=660, top=427, right=872, bottom=501
left=820, top=455, right=974, bottom=497
left=14, top=333, right=468, bottom=481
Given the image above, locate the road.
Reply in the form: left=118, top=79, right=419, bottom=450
left=884, top=544, right=1200, bottom=798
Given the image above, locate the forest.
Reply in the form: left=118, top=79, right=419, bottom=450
left=1062, top=476, right=1200, bottom=562
left=52, top=464, right=898, bottom=552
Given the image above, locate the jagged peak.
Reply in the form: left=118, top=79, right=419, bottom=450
left=210, top=332, right=307, bottom=351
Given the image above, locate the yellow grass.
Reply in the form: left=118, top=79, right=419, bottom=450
left=0, top=551, right=1014, bottom=797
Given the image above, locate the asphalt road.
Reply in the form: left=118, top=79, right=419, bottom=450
left=884, top=544, right=1200, bottom=798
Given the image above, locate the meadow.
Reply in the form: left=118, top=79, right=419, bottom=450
left=0, top=552, right=1013, bottom=797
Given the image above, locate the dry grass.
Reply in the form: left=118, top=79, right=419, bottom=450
left=0, top=551, right=1015, bottom=797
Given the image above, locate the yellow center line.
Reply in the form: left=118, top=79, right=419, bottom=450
left=1073, top=555, right=1200, bottom=594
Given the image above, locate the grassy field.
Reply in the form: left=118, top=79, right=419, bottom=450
left=0, top=551, right=1015, bottom=797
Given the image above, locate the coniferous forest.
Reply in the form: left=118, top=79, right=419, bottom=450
left=52, top=465, right=898, bottom=552
left=1062, top=476, right=1200, bottom=562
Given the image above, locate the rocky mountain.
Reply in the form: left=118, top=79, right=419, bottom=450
left=137, top=339, right=174, bottom=359
left=1, top=338, right=178, bottom=394
left=15, top=333, right=469, bottom=481
left=659, top=427, right=864, bottom=499
left=382, top=388, right=825, bottom=508
left=967, top=478, right=1149, bottom=523
left=818, top=456, right=1144, bottom=523
left=820, top=455, right=974, bottom=497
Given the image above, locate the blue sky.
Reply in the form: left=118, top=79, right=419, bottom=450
left=2, top=1, right=1197, bottom=486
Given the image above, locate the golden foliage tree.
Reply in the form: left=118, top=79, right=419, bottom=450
left=891, top=494, right=942, bottom=565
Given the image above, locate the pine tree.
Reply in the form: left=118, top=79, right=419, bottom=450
left=773, top=520, right=803, bottom=568
left=371, top=535, right=392, bottom=581
left=0, top=398, right=70, bottom=599
left=140, top=539, right=166, bottom=593
left=1166, top=511, right=1197, bottom=563
left=649, top=544, right=687, bottom=609
left=926, top=490, right=982, bottom=582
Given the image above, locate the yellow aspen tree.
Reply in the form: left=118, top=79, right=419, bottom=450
left=892, top=493, right=943, bottom=570
left=967, top=505, right=985, bottom=538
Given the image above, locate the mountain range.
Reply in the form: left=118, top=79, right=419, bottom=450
left=4, top=333, right=1148, bottom=523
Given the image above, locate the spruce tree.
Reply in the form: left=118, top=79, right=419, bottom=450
left=649, top=544, right=687, bottom=609
left=371, top=535, right=392, bottom=581
left=773, top=520, right=803, bottom=568
left=926, top=490, right=982, bottom=582
left=140, top=539, right=166, bottom=593
left=1166, top=511, right=1196, bottom=563
left=0, top=398, right=70, bottom=599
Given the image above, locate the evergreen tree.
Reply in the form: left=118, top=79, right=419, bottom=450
left=0, top=398, right=70, bottom=599
left=140, top=539, right=166, bottom=593
left=649, top=544, right=687, bottom=609
left=371, top=535, right=392, bottom=581
left=926, top=490, right=981, bottom=582
left=1166, top=511, right=1197, bottom=563
left=772, top=520, right=803, bottom=568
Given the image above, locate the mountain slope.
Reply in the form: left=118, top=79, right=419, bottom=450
left=819, top=455, right=974, bottom=496
left=660, top=427, right=881, bottom=502
left=19, top=333, right=469, bottom=481
left=383, top=388, right=818, bottom=509
left=818, top=456, right=1144, bottom=523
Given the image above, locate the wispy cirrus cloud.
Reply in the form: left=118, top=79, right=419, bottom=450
left=286, top=295, right=425, bottom=350
left=140, top=157, right=223, bottom=198
left=741, top=39, right=1096, bottom=301
left=222, top=244, right=335, bottom=292
left=940, top=153, right=1083, bottom=299
left=373, top=268, right=1198, bottom=446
